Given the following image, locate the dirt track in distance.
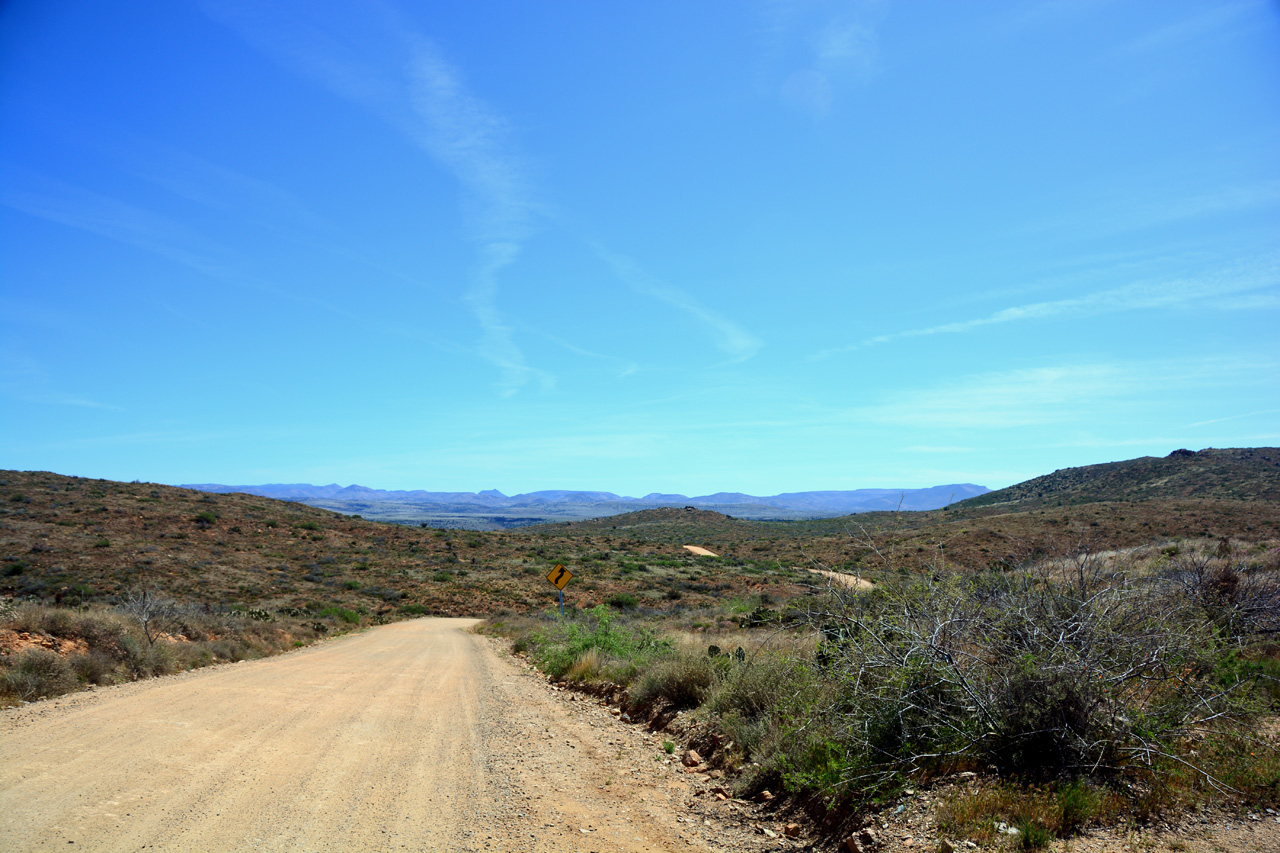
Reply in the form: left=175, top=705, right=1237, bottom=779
left=0, top=619, right=730, bottom=852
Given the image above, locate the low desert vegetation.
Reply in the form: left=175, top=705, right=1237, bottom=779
left=0, top=592, right=364, bottom=705
left=488, top=540, right=1280, bottom=845
left=3, top=463, right=1279, bottom=842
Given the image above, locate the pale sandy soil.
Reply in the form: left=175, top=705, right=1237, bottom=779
left=5, top=618, right=1276, bottom=853
left=0, top=619, right=775, bottom=852
left=683, top=546, right=719, bottom=557
left=807, top=569, right=875, bottom=590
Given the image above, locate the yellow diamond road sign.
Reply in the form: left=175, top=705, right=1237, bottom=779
left=546, top=564, right=573, bottom=590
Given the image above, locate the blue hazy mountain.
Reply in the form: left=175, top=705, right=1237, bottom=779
left=180, top=481, right=990, bottom=529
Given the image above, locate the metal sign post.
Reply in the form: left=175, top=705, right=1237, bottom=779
left=545, top=563, right=574, bottom=617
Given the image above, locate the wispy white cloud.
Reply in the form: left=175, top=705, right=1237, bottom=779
left=851, top=364, right=1138, bottom=429
left=848, top=357, right=1273, bottom=431
left=121, top=142, right=331, bottom=234
left=2, top=172, right=235, bottom=277
left=758, top=0, right=885, bottom=116
left=817, top=260, right=1279, bottom=356
left=1111, top=0, right=1262, bottom=57
left=597, top=250, right=764, bottom=363
left=200, top=0, right=542, bottom=394
left=1181, top=409, right=1280, bottom=430
left=32, top=394, right=123, bottom=411
left=518, top=325, right=640, bottom=380
left=0, top=350, right=122, bottom=412
left=1, top=170, right=373, bottom=323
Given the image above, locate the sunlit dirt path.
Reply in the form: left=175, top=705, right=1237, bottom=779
left=0, top=618, right=705, bottom=852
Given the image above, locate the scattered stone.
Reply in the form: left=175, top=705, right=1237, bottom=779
left=842, top=837, right=864, bottom=853
left=761, top=827, right=778, bottom=838
left=707, top=769, right=724, bottom=779
left=754, top=790, right=774, bottom=803
left=784, top=823, right=801, bottom=838
left=858, top=827, right=877, bottom=848
left=682, top=749, right=702, bottom=767
left=938, top=839, right=955, bottom=853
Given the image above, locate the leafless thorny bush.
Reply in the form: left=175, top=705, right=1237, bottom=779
left=1162, top=549, right=1280, bottom=639
left=790, top=545, right=1272, bottom=792
left=118, top=587, right=179, bottom=645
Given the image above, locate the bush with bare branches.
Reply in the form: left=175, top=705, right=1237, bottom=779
left=793, top=548, right=1269, bottom=793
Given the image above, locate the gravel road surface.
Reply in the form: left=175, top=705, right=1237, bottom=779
left=1, top=618, right=728, bottom=852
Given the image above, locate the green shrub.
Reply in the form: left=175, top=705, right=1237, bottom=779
left=631, top=649, right=714, bottom=709
left=1, top=648, right=77, bottom=701
left=607, top=593, right=639, bottom=610
left=790, top=558, right=1261, bottom=795
left=1015, top=818, right=1053, bottom=850
left=120, top=635, right=178, bottom=678
left=531, top=605, right=670, bottom=682
left=70, top=650, right=120, bottom=686
left=1056, top=781, right=1099, bottom=835
left=317, top=606, right=359, bottom=624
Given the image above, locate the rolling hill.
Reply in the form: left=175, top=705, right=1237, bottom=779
left=959, top=447, right=1280, bottom=510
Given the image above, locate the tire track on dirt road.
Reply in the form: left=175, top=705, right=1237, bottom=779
left=0, top=618, right=717, bottom=852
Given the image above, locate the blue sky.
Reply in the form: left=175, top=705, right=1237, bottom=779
left=2, top=0, right=1278, bottom=497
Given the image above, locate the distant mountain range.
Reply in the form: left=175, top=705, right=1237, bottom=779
left=180, top=481, right=991, bottom=529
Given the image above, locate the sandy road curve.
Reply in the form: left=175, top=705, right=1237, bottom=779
left=0, top=619, right=708, bottom=852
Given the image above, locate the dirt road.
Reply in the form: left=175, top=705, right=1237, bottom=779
left=0, top=619, right=742, bottom=852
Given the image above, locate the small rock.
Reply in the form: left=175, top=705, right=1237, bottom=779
left=842, top=838, right=864, bottom=853
left=784, top=823, right=801, bottom=838
left=754, top=790, right=774, bottom=803
left=858, top=827, right=877, bottom=847
left=761, top=827, right=778, bottom=839
left=682, top=749, right=702, bottom=767
left=707, top=769, right=724, bottom=779
left=610, top=707, right=621, bottom=716
left=938, top=840, right=955, bottom=853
